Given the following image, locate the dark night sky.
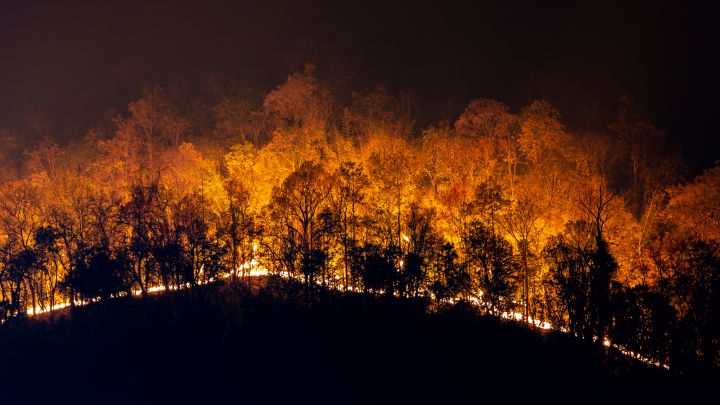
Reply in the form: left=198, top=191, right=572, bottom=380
left=1, top=0, right=718, bottom=172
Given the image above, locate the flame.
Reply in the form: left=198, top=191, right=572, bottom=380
left=23, top=259, right=669, bottom=370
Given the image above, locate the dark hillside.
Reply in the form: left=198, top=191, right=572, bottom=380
left=0, top=279, right=692, bottom=405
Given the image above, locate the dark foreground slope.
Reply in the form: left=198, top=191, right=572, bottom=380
left=0, top=279, right=697, bottom=404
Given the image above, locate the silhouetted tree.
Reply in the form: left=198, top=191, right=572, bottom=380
left=334, top=161, right=368, bottom=290
left=269, top=161, right=333, bottom=295
left=464, top=221, right=518, bottom=314
left=664, top=238, right=720, bottom=370
left=401, top=204, right=438, bottom=298
left=3, top=248, right=38, bottom=316
left=610, top=283, right=675, bottom=366
left=120, top=181, right=169, bottom=297
left=428, top=243, right=471, bottom=304
left=64, top=246, right=131, bottom=301
left=580, top=183, right=619, bottom=347
left=544, top=222, right=592, bottom=339
left=359, top=243, right=400, bottom=296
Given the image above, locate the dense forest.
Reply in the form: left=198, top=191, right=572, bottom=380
left=0, top=64, right=718, bottom=374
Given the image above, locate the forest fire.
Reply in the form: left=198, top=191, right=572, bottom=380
left=0, top=4, right=718, bottom=401
left=2, top=75, right=717, bottom=373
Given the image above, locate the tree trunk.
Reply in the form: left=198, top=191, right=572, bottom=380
left=521, top=244, right=529, bottom=324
